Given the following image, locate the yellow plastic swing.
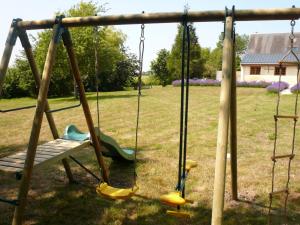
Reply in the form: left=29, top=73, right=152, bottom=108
left=94, top=22, right=145, bottom=201
left=160, top=23, right=196, bottom=219
left=160, top=160, right=197, bottom=207
left=96, top=183, right=139, bottom=200
left=160, top=160, right=197, bottom=218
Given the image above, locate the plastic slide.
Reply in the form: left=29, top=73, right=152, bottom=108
left=63, top=124, right=135, bottom=161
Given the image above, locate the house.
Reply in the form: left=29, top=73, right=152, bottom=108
left=240, top=32, right=300, bottom=85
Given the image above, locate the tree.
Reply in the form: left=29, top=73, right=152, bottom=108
left=234, top=34, right=249, bottom=69
left=213, top=33, right=249, bottom=71
left=201, top=47, right=217, bottom=78
left=150, top=49, right=170, bottom=86
left=2, top=54, right=36, bottom=98
left=200, top=33, right=249, bottom=79
left=3, top=1, right=138, bottom=98
left=167, top=24, right=204, bottom=80
left=100, top=52, right=139, bottom=91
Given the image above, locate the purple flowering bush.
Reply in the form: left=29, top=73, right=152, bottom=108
left=172, top=78, right=271, bottom=88
left=237, top=80, right=272, bottom=88
left=172, top=78, right=221, bottom=87
left=266, top=81, right=289, bottom=93
left=290, top=83, right=300, bottom=93
left=172, top=80, right=182, bottom=86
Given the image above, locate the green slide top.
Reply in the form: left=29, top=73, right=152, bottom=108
left=63, top=124, right=90, bottom=141
left=63, top=125, right=135, bottom=161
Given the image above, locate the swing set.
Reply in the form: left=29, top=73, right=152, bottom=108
left=0, top=6, right=300, bottom=225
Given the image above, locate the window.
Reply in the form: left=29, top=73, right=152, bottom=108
left=274, top=66, right=286, bottom=75
left=250, top=66, right=261, bottom=75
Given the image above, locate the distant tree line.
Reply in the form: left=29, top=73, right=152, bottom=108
left=150, top=24, right=249, bottom=86
left=2, top=1, right=139, bottom=98
left=1, top=1, right=249, bottom=98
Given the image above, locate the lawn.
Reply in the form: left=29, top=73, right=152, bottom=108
left=0, top=86, right=300, bottom=225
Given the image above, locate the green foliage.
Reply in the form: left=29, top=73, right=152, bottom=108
left=100, top=52, right=138, bottom=91
left=150, top=49, right=170, bottom=86
left=213, top=33, right=249, bottom=71
left=167, top=24, right=204, bottom=80
left=94, top=27, right=135, bottom=91
left=35, top=30, right=72, bottom=97
left=2, top=56, right=36, bottom=98
left=199, top=33, right=249, bottom=79
left=150, top=25, right=249, bottom=82
left=3, top=1, right=137, bottom=98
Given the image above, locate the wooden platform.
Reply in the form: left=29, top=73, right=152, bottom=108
left=0, top=139, right=90, bottom=173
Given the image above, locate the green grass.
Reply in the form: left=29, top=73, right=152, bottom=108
left=0, top=86, right=300, bottom=225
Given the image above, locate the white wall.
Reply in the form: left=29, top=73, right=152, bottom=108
left=241, top=65, right=298, bottom=85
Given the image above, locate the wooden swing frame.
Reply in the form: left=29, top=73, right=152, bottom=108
left=0, top=6, right=299, bottom=225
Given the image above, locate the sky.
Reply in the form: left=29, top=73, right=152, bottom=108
left=0, top=0, right=299, bottom=71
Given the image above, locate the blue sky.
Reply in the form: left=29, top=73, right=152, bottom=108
left=0, top=0, right=299, bottom=70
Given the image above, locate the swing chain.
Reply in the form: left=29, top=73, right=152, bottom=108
left=134, top=20, right=145, bottom=186
left=93, top=25, right=101, bottom=128
left=290, top=20, right=295, bottom=44
left=138, top=23, right=145, bottom=95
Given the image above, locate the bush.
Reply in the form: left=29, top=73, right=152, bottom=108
left=172, top=78, right=271, bottom=88
left=290, top=83, right=300, bottom=93
left=172, top=78, right=221, bottom=87
left=266, top=81, right=289, bottom=93
left=142, top=75, right=160, bottom=86
left=237, top=80, right=271, bottom=88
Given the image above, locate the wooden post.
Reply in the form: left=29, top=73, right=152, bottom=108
left=0, top=24, right=18, bottom=94
left=61, top=28, right=109, bottom=183
left=230, top=34, right=238, bottom=201
left=18, top=29, right=75, bottom=183
left=62, top=158, right=75, bottom=183
left=12, top=24, right=62, bottom=225
left=211, top=15, right=234, bottom=225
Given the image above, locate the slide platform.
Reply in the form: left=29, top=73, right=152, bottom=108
left=63, top=125, right=135, bottom=161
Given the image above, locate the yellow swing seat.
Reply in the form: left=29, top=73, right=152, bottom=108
left=160, top=191, right=186, bottom=207
left=96, top=182, right=138, bottom=200
left=185, top=159, right=197, bottom=171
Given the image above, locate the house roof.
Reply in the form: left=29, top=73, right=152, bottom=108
left=241, top=32, right=300, bottom=65
left=242, top=53, right=300, bottom=65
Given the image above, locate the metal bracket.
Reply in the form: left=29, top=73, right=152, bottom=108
left=232, top=5, right=236, bottom=41
left=223, top=6, right=236, bottom=40
left=222, top=7, right=228, bottom=40
left=181, top=7, right=188, bottom=26
left=54, top=15, right=66, bottom=44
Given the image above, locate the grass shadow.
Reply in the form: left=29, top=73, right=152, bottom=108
left=108, top=159, right=135, bottom=188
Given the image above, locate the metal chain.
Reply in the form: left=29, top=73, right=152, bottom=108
left=93, top=25, right=100, bottom=129
left=133, top=22, right=145, bottom=187
left=268, top=19, right=299, bottom=224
